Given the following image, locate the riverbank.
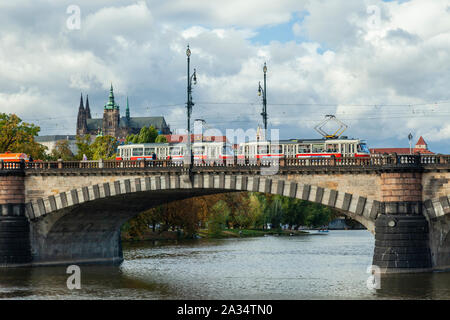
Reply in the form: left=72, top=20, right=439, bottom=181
left=122, top=228, right=309, bottom=241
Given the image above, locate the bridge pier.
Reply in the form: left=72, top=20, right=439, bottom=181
left=0, top=169, right=32, bottom=267
left=373, top=214, right=432, bottom=272
left=373, top=172, right=432, bottom=273
left=428, top=215, right=450, bottom=271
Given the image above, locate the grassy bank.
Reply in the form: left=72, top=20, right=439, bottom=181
left=198, top=228, right=309, bottom=239
left=122, top=228, right=309, bottom=241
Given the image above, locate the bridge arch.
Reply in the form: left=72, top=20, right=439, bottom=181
left=25, top=174, right=380, bottom=266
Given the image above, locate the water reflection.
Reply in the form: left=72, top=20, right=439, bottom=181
left=0, top=231, right=449, bottom=299
left=378, top=272, right=450, bottom=300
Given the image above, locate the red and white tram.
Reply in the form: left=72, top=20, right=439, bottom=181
left=116, top=141, right=234, bottom=163
left=237, top=137, right=370, bottom=161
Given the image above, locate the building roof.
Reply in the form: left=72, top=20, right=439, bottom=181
left=416, top=136, right=427, bottom=147
left=122, top=117, right=168, bottom=131
left=86, top=117, right=168, bottom=132
left=370, top=148, right=434, bottom=155
left=164, top=134, right=227, bottom=143
left=370, top=136, right=434, bottom=155
left=35, top=135, right=77, bottom=142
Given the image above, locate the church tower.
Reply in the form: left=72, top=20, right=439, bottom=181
left=126, top=96, right=130, bottom=123
left=102, top=84, right=120, bottom=137
left=76, top=93, right=87, bottom=136
left=85, top=94, right=92, bottom=119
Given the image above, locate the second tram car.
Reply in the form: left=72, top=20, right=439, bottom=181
left=237, top=137, right=370, bottom=162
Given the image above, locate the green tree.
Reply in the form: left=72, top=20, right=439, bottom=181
left=126, top=126, right=159, bottom=144
left=281, top=197, right=308, bottom=230
left=268, top=195, right=283, bottom=230
left=208, top=200, right=230, bottom=236
left=90, top=135, right=118, bottom=160
left=304, top=203, right=334, bottom=227
left=0, top=113, right=47, bottom=159
left=155, top=135, right=168, bottom=143
left=75, top=134, right=93, bottom=160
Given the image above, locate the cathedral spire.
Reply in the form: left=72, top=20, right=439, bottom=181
left=76, top=93, right=87, bottom=136
left=85, top=94, right=91, bottom=119
left=126, top=96, right=130, bottom=121
left=79, top=93, right=84, bottom=110
left=105, top=83, right=119, bottom=110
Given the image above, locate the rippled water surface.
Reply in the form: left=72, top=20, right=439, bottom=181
left=0, top=230, right=449, bottom=299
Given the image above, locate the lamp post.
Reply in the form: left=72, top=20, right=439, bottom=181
left=186, top=45, right=197, bottom=166
left=408, top=133, right=413, bottom=155
left=258, top=62, right=268, bottom=140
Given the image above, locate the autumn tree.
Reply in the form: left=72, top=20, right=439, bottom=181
left=0, top=113, right=47, bottom=159
left=50, top=140, right=74, bottom=160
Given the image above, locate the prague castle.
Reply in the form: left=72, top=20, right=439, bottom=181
left=76, top=84, right=171, bottom=139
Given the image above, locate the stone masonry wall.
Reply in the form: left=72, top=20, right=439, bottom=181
left=24, top=172, right=383, bottom=204
left=0, top=176, right=25, bottom=205
left=0, top=175, right=25, bottom=216
left=422, top=172, right=450, bottom=201
left=381, top=172, right=422, bottom=202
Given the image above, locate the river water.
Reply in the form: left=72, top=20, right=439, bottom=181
left=0, top=230, right=449, bottom=299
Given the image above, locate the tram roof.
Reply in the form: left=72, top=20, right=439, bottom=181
left=118, top=141, right=229, bottom=148
left=242, top=138, right=363, bottom=144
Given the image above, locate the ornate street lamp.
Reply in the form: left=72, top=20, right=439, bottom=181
left=258, top=62, right=268, bottom=140
left=186, top=45, right=197, bottom=166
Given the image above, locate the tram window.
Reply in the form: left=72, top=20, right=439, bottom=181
left=298, top=144, right=310, bottom=153
left=132, top=148, right=143, bottom=156
left=326, top=144, right=338, bottom=152
left=258, top=145, right=269, bottom=154
left=358, top=143, right=369, bottom=153
left=193, top=146, right=204, bottom=154
left=171, top=147, right=181, bottom=155
left=270, top=145, right=281, bottom=154
left=144, top=148, right=155, bottom=155
left=312, top=144, right=324, bottom=153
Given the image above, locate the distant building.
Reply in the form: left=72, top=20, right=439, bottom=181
left=76, top=85, right=171, bottom=139
left=35, top=135, right=78, bottom=155
left=370, top=136, right=434, bottom=155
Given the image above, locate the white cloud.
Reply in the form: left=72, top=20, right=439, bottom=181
left=0, top=0, right=449, bottom=153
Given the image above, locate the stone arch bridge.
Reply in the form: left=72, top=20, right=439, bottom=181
left=1, top=154, right=449, bottom=273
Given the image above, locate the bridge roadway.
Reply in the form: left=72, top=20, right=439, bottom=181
left=0, top=154, right=449, bottom=273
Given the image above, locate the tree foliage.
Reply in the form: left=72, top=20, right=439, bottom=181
left=75, top=134, right=93, bottom=160
left=50, top=140, right=74, bottom=161
left=208, top=200, right=230, bottom=236
left=90, top=135, right=118, bottom=160
left=125, top=126, right=158, bottom=144
left=123, top=191, right=338, bottom=240
left=0, top=113, right=47, bottom=159
left=155, top=135, right=168, bottom=143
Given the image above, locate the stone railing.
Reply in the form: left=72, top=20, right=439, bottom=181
left=1, top=154, right=450, bottom=172
left=0, top=160, right=26, bottom=171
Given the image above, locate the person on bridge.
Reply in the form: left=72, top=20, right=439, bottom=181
left=152, top=152, right=157, bottom=160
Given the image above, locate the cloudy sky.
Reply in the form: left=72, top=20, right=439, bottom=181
left=0, top=0, right=449, bottom=152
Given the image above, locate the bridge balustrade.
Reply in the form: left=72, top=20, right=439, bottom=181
left=1, top=154, right=448, bottom=171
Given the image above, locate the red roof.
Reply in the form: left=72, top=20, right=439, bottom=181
left=415, top=136, right=427, bottom=147
left=370, top=148, right=434, bottom=155
left=164, top=134, right=227, bottom=143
